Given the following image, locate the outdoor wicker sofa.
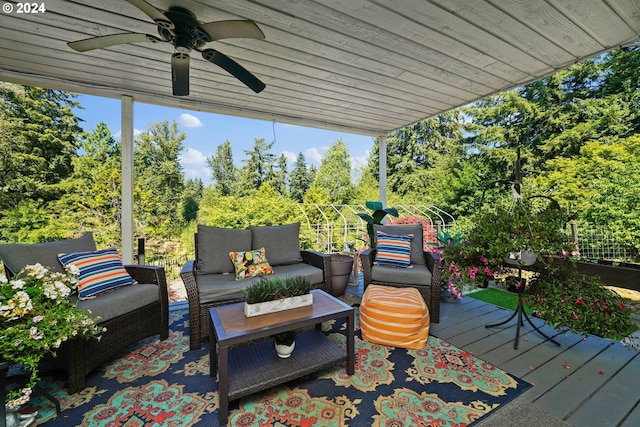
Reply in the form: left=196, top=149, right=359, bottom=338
left=181, top=223, right=331, bottom=350
left=360, top=223, right=443, bottom=322
left=0, top=233, right=169, bottom=393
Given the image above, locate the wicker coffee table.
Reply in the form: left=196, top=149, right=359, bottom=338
left=209, top=289, right=355, bottom=425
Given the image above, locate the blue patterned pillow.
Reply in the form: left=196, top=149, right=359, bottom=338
left=58, top=248, right=135, bottom=299
left=375, top=231, right=413, bottom=268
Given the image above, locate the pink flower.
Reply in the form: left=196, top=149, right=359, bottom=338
left=572, top=312, right=579, bottom=319
left=562, top=250, right=569, bottom=258
left=33, top=315, right=44, bottom=323
left=468, top=267, right=478, bottom=279
left=483, top=266, right=494, bottom=277
left=480, top=257, right=488, bottom=264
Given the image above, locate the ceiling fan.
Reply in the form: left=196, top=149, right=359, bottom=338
left=67, top=0, right=266, bottom=96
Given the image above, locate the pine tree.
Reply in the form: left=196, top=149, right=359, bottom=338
left=312, top=139, right=354, bottom=204
left=207, top=140, right=237, bottom=196
left=289, top=152, right=312, bottom=202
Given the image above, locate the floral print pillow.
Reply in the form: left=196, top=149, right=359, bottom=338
left=229, top=247, right=274, bottom=280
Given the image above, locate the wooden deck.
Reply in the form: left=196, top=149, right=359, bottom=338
left=429, top=296, right=640, bottom=427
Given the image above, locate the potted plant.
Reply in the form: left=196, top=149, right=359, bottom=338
left=273, top=330, right=297, bottom=358
left=329, top=254, right=354, bottom=297
left=0, top=264, right=104, bottom=413
left=242, top=276, right=312, bottom=358
left=243, top=276, right=313, bottom=317
left=439, top=197, right=575, bottom=299
left=356, top=200, right=399, bottom=249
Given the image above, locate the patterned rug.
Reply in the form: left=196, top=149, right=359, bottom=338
left=30, top=293, right=531, bottom=426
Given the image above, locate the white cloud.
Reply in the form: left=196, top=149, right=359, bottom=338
left=113, top=128, right=142, bottom=141
left=351, top=149, right=369, bottom=169
left=180, top=148, right=211, bottom=184
left=178, top=113, right=204, bottom=128
left=281, top=150, right=297, bottom=165
left=304, top=147, right=323, bottom=165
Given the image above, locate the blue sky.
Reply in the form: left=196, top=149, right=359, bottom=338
left=73, top=95, right=375, bottom=185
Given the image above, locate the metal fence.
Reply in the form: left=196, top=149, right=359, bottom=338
left=141, top=211, right=637, bottom=284
left=570, top=221, right=634, bottom=262
left=297, top=204, right=454, bottom=253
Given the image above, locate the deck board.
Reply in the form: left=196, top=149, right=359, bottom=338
left=348, top=281, right=639, bottom=426
left=567, top=351, right=640, bottom=426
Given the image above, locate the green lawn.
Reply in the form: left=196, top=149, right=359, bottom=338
left=468, top=288, right=533, bottom=315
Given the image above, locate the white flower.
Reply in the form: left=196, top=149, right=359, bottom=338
left=11, top=279, right=25, bottom=290
left=0, top=274, right=7, bottom=284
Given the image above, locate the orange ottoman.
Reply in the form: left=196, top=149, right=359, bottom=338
left=360, top=284, right=430, bottom=349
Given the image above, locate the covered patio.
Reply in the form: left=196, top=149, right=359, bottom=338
left=2, top=1, right=640, bottom=425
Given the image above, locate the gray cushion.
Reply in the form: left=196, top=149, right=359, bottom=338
left=251, top=223, right=302, bottom=266
left=0, top=233, right=97, bottom=276
left=196, top=262, right=324, bottom=304
left=373, top=224, right=424, bottom=265
left=76, top=283, right=159, bottom=323
left=371, top=264, right=432, bottom=286
left=196, top=225, right=252, bottom=274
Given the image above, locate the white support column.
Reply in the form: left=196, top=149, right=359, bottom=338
left=379, top=135, right=387, bottom=206
left=121, top=96, right=134, bottom=263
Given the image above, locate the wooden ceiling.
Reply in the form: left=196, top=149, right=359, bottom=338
left=1, top=0, right=639, bottom=136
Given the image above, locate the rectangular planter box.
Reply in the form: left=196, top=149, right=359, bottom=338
left=244, top=293, right=314, bottom=317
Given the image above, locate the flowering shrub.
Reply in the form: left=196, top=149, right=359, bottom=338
left=437, top=198, right=577, bottom=299
left=527, top=263, right=635, bottom=340
left=387, top=216, right=438, bottom=250
left=0, top=264, right=104, bottom=408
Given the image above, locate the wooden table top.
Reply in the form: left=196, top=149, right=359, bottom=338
left=210, top=289, right=353, bottom=343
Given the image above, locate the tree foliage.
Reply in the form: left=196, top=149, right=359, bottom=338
left=313, top=139, right=354, bottom=204
left=0, top=83, right=83, bottom=207
left=207, top=140, right=237, bottom=196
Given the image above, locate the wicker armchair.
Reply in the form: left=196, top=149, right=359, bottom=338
left=0, top=236, right=169, bottom=393
left=360, top=224, right=443, bottom=323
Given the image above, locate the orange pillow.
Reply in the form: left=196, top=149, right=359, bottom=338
left=229, top=247, right=274, bottom=280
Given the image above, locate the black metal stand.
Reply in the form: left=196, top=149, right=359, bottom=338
left=485, top=267, right=561, bottom=349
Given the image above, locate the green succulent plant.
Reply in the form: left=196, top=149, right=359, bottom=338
left=242, top=276, right=312, bottom=304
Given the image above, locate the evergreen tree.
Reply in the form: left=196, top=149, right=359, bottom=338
left=313, top=139, right=354, bottom=204
left=0, top=83, right=83, bottom=205
left=207, top=140, right=237, bottom=195
left=181, top=178, right=203, bottom=223
left=289, top=152, right=312, bottom=202
left=69, top=122, right=121, bottom=224
left=238, top=138, right=276, bottom=195
left=134, top=120, right=186, bottom=236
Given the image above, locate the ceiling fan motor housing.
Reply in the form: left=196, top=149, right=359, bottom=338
left=158, top=6, right=212, bottom=52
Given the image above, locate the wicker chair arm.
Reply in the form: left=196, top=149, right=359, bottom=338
left=180, top=260, right=203, bottom=350
left=360, top=248, right=375, bottom=287
left=124, top=264, right=169, bottom=340
left=300, top=250, right=331, bottom=292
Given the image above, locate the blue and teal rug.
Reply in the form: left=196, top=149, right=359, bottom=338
left=31, top=293, right=530, bottom=426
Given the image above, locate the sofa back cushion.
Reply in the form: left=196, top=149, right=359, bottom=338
left=0, top=233, right=97, bottom=277
left=373, top=224, right=424, bottom=265
left=250, top=222, right=303, bottom=266
left=196, top=225, right=252, bottom=274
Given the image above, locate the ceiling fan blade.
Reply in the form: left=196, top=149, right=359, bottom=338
left=124, top=0, right=173, bottom=29
left=172, top=53, right=190, bottom=96
left=201, top=49, right=265, bottom=93
left=68, top=33, right=157, bottom=52
left=199, top=20, right=265, bottom=41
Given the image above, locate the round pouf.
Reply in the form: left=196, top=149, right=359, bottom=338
left=360, top=284, right=430, bottom=349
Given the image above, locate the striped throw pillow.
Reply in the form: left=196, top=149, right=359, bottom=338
left=58, top=248, right=135, bottom=299
left=375, top=231, right=413, bottom=268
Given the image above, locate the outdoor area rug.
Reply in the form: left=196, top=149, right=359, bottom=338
left=31, top=292, right=531, bottom=426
